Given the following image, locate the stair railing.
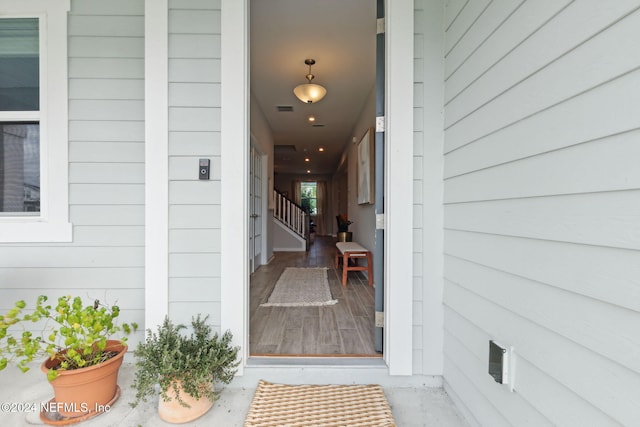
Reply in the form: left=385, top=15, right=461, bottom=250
left=273, top=189, right=308, bottom=241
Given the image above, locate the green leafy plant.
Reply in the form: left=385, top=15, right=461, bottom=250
left=131, top=315, right=240, bottom=408
left=0, top=295, right=137, bottom=381
left=337, top=213, right=353, bottom=232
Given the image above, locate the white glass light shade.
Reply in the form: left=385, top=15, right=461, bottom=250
left=293, top=83, right=327, bottom=104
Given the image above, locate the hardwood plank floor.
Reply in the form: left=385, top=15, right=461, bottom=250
left=250, top=236, right=380, bottom=356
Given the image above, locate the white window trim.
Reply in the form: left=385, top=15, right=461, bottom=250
left=0, top=0, right=71, bottom=242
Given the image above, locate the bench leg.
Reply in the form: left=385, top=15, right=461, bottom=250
left=342, top=253, right=349, bottom=286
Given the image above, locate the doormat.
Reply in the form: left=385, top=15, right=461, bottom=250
left=244, top=380, right=396, bottom=427
left=260, top=267, right=337, bottom=307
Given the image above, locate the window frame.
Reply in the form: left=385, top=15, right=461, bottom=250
left=0, top=0, right=71, bottom=242
left=300, top=181, right=317, bottom=215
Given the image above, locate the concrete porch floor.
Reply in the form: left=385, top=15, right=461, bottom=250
left=0, top=363, right=468, bottom=427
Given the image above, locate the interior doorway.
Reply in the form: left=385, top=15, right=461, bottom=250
left=249, top=143, right=265, bottom=274
left=248, top=0, right=379, bottom=357
left=221, top=0, right=415, bottom=374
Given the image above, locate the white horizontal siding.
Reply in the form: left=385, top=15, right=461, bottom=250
left=69, top=0, right=144, bottom=15
left=168, top=0, right=222, bottom=326
left=0, top=0, right=146, bottom=342
left=69, top=79, right=145, bottom=100
left=442, top=1, right=640, bottom=426
left=444, top=0, right=522, bottom=79
left=413, top=0, right=445, bottom=376
left=69, top=120, right=144, bottom=141
left=170, top=58, right=221, bottom=82
left=445, top=130, right=640, bottom=202
left=70, top=205, right=144, bottom=225
left=169, top=131, right=221, bottom=156
left=69, top=58, right=144, bottom=79
left=68, top=16, right=144, bottom=37
left=0, top=268, right=143, bottom=290
left=69, top=184, right=144, bottom=205
left=69, top=142, right=144, bottom=163
left=445, top=190, right=640, bottom=250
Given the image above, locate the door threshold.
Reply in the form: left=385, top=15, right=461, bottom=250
left=250, top=353, right=382, bottom=358
left=247, top=355, right=386, bottom=367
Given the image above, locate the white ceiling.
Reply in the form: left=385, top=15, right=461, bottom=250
left=250, top=0, right=377, bottom=175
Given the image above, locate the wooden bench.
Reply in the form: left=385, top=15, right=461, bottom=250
left=334, top=242, right=373, bottom=287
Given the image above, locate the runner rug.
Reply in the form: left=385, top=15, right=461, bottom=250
left=244, top=380, right=396, bottom=427
left=260, top=267, right=337, bottom=307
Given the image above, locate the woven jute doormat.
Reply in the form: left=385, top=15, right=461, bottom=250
left=244, top=380, right=397, bottom=427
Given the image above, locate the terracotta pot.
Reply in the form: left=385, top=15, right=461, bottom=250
left=40, top=340, right=126, bottom=418
left=158, top=380, right=214, bottom=424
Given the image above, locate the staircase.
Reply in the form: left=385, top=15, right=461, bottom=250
left=273, top=189, right=310, bottom=251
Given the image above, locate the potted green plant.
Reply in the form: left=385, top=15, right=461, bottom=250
left=130, top=315, right=240, bottom=423
left=0, top=295, right=137, bottom=423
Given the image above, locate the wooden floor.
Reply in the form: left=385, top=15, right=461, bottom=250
left=250, top=236, right=379, bottom=356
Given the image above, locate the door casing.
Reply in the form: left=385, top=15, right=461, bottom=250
left=220, top=0, right=414, bottom=376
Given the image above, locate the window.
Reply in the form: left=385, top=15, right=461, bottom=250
left=0, top=0, right=71, bottom=242
left=0, top=123, right=40, bottom=213
left=1, top=18, right=40, bottom=215
left=300, top=182, right=317, bottom=215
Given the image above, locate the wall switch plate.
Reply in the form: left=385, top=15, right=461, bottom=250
left=199, top=159, right=210, bottom=180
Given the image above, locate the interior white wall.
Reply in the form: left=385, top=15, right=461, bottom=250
left=346, top=84, right=376, bottom=259
left=250, top=91, right=274, bottom=262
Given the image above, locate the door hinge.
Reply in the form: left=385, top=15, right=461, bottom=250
left=375, top=311, right=384, bottom=328
left=376, top=213, right=384, bottom=230
left=376, top=116, right=385, bottom=133
left=377, top=18, right=385, bottom=34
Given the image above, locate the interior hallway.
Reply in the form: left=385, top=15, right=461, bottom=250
left=250, top=236, right=379, bottom=356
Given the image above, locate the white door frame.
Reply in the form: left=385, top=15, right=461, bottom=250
left=220, top=0, right=413, bottom=375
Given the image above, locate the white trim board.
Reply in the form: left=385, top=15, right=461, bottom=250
left=144, top=0, right=169, bottom=331
left=221, top=0, right=249, bottom=377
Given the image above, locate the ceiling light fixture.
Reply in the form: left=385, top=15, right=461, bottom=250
left=308, top=116, right=316, bottom=122
left=318, top=147, right=325, bottom=152
left=293, top=59, right=327, bottom=104
left=305, top=157, right=310, bottom=162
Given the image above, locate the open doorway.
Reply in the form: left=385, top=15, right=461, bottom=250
left=248, top=0, right=380, bottom=357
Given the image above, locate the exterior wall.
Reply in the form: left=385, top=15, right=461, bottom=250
left=413, top=0, right=445, bottom=375
left=167, top=0, right=223, bottom=328
left=0, top=0, right=145, bottom=343
left=441, top=1, right=640, bottom=426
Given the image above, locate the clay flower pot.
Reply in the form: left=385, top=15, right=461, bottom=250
left=40, top=340, right=126, bottom=420
left=158, top=380, right=214, bottom=423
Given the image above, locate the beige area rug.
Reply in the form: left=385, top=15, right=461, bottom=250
left=260, top=267, right=338, bottom=307
left=244, top=380, right=397, bottom=427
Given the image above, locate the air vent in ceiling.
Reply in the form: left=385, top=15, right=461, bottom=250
left=276, top=105, right=294, bottom=112
left=274, top=145, right=297, bottom=152
left=312, top=124, right=325, bottom=127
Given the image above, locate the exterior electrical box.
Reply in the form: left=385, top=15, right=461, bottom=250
left=489, top=340, right=509, bottom=385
